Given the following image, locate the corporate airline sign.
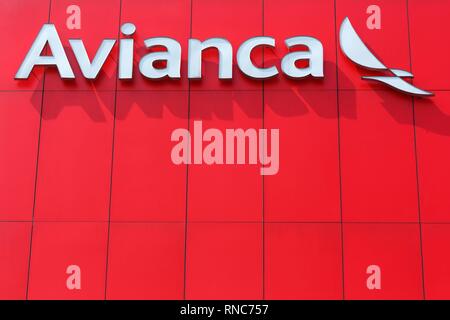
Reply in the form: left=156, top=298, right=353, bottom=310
left=15, top=17, right=433, bottom=97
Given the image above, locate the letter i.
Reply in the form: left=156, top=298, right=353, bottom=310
left=119, top=23, right=136, bottom=79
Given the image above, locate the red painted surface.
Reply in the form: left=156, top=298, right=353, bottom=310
left=0, top=0, right=450, bottom=300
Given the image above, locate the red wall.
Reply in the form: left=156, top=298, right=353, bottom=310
left=1, top=0, right=450, bottom=300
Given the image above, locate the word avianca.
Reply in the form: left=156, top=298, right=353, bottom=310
left=15, top=22, right=324, bottom=81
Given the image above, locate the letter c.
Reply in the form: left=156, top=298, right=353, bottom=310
left=237, top=37, right=278, bottom=79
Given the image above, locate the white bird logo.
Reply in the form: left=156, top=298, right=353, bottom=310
left=340, top=17, right=433, bottom=97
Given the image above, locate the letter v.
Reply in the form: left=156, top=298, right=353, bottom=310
left=69, top=39, right=116, bottom=79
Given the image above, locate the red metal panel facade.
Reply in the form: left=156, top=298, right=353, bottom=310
left=0, top=0, right=449, bottom=300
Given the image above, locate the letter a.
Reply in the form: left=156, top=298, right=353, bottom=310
left=366, top=265, right=381, bottom=290
left=366, top=5, right=381, bottom=30
left=15, top=24, right=74, bottom=79
left=140, top=38, right=181, bottom=79
left=66, top=265, right=81, bottom=290
left=171, top=128, right=191, bottom=165
left=281, top=37, right=324, bottom=78
left=66, top=5, right=81, bottom=30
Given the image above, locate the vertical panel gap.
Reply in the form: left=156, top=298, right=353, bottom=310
left=104, top=0, right=123, bottom=300
left=25, top=0, right=53, bottom=300
left=333, top=0, right=346, bottom=300
left=406, top=0, right=427, bottom=300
